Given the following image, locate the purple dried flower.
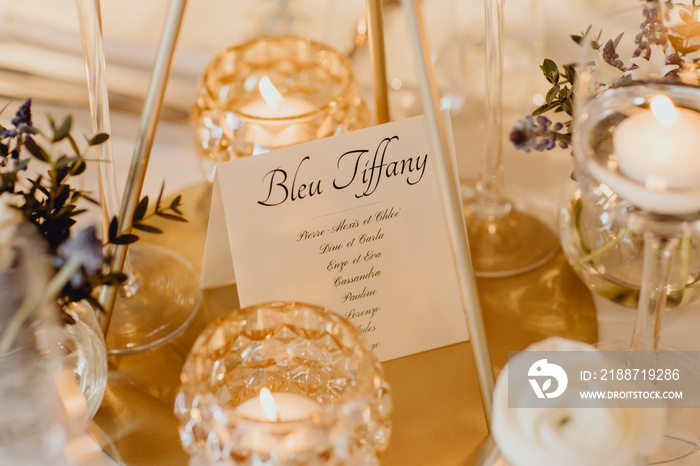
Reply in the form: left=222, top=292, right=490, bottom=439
left=11, top=99, right=32, bottom=128
left=3, top=99, right=37, bottom=142
left=510, top=115, right=569, bottom=153
left=55, top=226, right=104, bottom=288
left=602, top=40, right=624, bottom=70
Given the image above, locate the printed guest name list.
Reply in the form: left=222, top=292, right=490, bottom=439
left=295, top=205, right=401, bottom=351
left=257, top=136, right=420, bottom=352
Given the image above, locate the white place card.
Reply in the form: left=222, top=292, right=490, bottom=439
left=201, top=114, right=469, bottom=362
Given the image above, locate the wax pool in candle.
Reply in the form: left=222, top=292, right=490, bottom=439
left=240, top=96, right=316, bottom=119
left=234, top=390, right=322, bottom=422
left=231, top=390, right=324, bottom=455
left=614, top=95, right=700, bottom=191
left=238, top=77, right=317, bottom=149
left=240, top=76, right=316, bottom=119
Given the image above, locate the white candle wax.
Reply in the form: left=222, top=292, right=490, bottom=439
left=614, top=97, right=700, bottom=191
left=234, top=391, right=322, bottom=422
left=232, top=391, right=323, bottom=455
left=240, top=96, right=316, bottom=119
left=240, top=97, right=316, bottom=149
left=237, top=76, right=317, bottom=150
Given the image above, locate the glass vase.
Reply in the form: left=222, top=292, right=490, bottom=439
left=573, top=0, right=700, bottom=353
left=0, top=225, right=83, bottom=464
left=175, top=301, right=392, bottom=465
left=61, top=300, right=108, bottom=425
left=0, top=341, right=75, bottom=465
left=564, top=4, right=700, bottom=460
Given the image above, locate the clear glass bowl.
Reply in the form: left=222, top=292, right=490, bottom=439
left=573, top=3, right=700, bottom=215
left=559, top=169, right=700, bottom=309
left=191, top=37, right=371, bottom=181
left=563, top=1, right=700, bottom=310
left=60, top=300, right=108, bottom=425
left=175, top=301, right=391, bottom=465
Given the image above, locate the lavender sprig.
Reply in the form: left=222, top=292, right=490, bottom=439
left=0, top=226, right=104, bottom=353
left=509, top=115, right=570, bottom=153
left=0, top=99, right=188, bottom=324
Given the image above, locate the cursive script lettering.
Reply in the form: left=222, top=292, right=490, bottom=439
left=327, top=258, right=349, bottom=273
left=330, top=218, right=359, bottom=233
left=345, top=306, right=381, bottom=320
left=359, top=228, right=383, bottom=244
left=375, top=206, right=400, bottom=222
left=341, top=286, right=377, bottom=302
left=297, top=229, right=325, bottom=241
left=333, top=137, right=428, bottom=198
left=334, top=267, right=380, bottom=287
left=258, top=156, right=322, bottom=206
left=357, top=320, right=376, bottom=334
left=319, top=242, right=342, bottom=254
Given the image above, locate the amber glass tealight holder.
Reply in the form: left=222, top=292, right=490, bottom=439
left=191, top=36, right=370, bottom=181
left=175, top=301, right=392, bottom=465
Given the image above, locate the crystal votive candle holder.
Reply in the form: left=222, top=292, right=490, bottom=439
left=191, top=36, right=370, bottom=181
left=174, top=301, right=392, bottom=465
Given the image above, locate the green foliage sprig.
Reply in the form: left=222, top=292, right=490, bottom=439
left=531, top=58, right=577, bottom=148
left=0, top=99, right=187, bottom=318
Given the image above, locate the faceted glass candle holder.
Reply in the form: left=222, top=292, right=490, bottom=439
left=191, top=37, right=370, bottom=181
left=175, top=301, right=392, bottom=465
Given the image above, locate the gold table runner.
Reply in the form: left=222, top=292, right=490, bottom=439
left=92, top=182, right=597, bottom=465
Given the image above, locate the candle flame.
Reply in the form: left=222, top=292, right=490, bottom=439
left=258, top=76, right=282, bottom=112
left=650, top=94, right=678, bottom=130
left=259, top=388, right=278, bottom=421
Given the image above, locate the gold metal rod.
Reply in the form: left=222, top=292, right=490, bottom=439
left=366, top=0, right=390, bottom=124
left=400, top=0, right=495, bottom=427
left=98, top=0, right=188, bottom=335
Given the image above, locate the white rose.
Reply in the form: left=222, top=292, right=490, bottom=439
left=491, top=337, right=666, bottom=466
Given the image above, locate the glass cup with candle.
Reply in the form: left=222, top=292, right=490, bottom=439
left=191, top=36, right=371, bottom=181
left=570, top=3, right=700, bottom=461
left=174, top=301, right=392, bottom=465
left=566, top=2, right=700, bottom=316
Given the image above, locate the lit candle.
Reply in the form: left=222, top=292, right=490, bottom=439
left=238, top=77, right=317, bottom=150
left=240, top=77, right=317, bottom=119
left=614, top=95, right=700, bottom=191
left=234, top=388, right=322, bottom=422
left=232, top=389, right=324, bottom=455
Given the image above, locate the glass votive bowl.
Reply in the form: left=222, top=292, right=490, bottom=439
left=191, top=36, right=371, bottom=181
left=574, top=82, right=700, bottom=215
left=558, top=165, right=700, bottom=309
left=573, top=2, right=700, bottom=215
left=174, top=301, right=392, bottom=465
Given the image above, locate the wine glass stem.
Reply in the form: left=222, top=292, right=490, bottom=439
left=631, top=231, right=678, bottom=352
left=474, top=0, right=510, bottom=220
left=77, top=0, right=144, bottom=336
left=75, top=0, right=121, bottom=229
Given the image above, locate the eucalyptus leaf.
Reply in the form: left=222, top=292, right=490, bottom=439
left=111, top=234, right=139, bottom=245
left=133, top=223, right=162, bottom=234
left=24, top=136, right=50, bottom=162
left=53, top=115, right=72, bottom=142
left=88, top=133, right=110, bottom=146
